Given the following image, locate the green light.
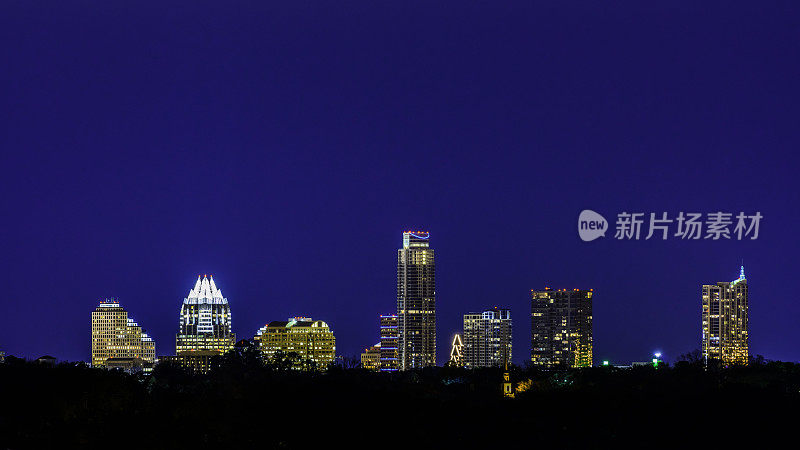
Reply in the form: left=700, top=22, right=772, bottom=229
left=602, top=360, right=609, bottom=366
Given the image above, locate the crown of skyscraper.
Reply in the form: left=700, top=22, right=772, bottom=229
left=185, top=274, right=226, bottom=304
left=402, top=230, right=430, bottom=248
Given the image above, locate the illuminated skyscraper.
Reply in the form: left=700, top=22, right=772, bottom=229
left=530, top=288, right=593, bottom=368
left=176, top=275, right=235, bottom=354
left=91, top=298, right=156, bottom=369
left=463, top=308, right=512, bottom=369
left=258, top=317, right=336, bottom=370
left=379, top=314, right=399, bottom=372
left=702, top=266, right=749, bottom=366
left=397, top=231, right=436, bottom=370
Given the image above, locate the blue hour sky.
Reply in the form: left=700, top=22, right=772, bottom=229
left=1, top=0, right=798, bottom=365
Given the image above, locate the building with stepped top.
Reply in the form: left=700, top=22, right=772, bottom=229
left=176, top=275, right=235, bottom=355
left=360, top=343, right=381, bottom=371
left=91, top=298, right=156, bottom=371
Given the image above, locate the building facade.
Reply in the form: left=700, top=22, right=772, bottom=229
left=104, top=357, right=150, bottom=374
left=91, top=299, right=156, bottom=370
left=176, top=275, right=235, bottom=355
left=379, top=314, right=399, bottom=372
left=361, top=344, right=381, bottom=371
left=530, top=288, right=593, bottom=368
left=160, top=350, right=220, bottom=374
left=397, top=231, right=436, bottom=370
left=463, top=308, right=512, bottom=369
left=702, top=266, right=749, bottom=366
left=258, top=317, right=336, bottom=370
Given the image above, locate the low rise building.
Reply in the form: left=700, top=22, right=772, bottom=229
left=361, top=344, right=381, bottom=371
left=257, top=317, right=336, bottom=370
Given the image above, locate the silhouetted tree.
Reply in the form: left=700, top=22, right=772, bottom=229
left=677, top=349, right=704, bottom=365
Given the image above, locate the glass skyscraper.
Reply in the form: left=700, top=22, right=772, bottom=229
left=397, top=231, right=436, bottom=370
left=702, top=266, right=749, bottom=366
left=530, top=288, right=593, bottom=368
left=176, top=275, right=235, bottom=354
left=462, top=307, right=512, bottom=369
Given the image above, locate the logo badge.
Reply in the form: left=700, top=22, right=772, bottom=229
left=578, top=210, right=607, bottom=241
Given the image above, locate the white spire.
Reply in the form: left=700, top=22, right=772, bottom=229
left=183, top=274, right=227, bottom=304
left=732, top=264, right=747, bottom=284
left=209, top=275, right=218, bottom=293
left=187, top=275, right=202, bottom=298
left=200, top=275, right=211, bottom=298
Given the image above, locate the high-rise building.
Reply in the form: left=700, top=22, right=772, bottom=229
left=379, top=314, right=399, bottom=372
left=360, top=344, right=381, bottom=371
left=258, top=317, right=336, bottom=370
left=91, top=299, right=156, bottom=370
left=462, top=308, right=512, bottom=369
left=397, top=231, right=436, bottom=370
left=176, top=275, right=235, bottom=355
left=530, top=288, right=593, bottom=368
left=702, top=266, right=749, bottom=366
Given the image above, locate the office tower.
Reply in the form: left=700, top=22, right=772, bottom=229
left=258, top=317, right=336, bottom=370
left=176, top=275, right=235, bottom=354
left=702, top=266, right=749, bottom=366
left=530, top=288, right=593, bottom=368
left=397, top=231, right=436, bottom=370
left=449, top=334, right=464, bottom=367
left=462, top=308, right=512, bottom=369
left=379, top=314, right=399, bottom=372
left=361, top=344, right=381, bottom=371
left=91, top=298, right=156, bottom=370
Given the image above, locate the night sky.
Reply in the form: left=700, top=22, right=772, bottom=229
left=2, top=1, right=799, bottom=366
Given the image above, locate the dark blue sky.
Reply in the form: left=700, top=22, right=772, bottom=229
left=2, top=1, right=798, bottom=365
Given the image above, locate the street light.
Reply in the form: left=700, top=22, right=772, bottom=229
left=653, top=352, right=662, bottom=367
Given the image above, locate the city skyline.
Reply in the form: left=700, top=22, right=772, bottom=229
left=78, top=261, right=753, bottom=367
left=2, top=2, right=798, bottom=448
left=0, top=254, right=767, bottom=366
left=2, top=1, right=795, bottom=366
